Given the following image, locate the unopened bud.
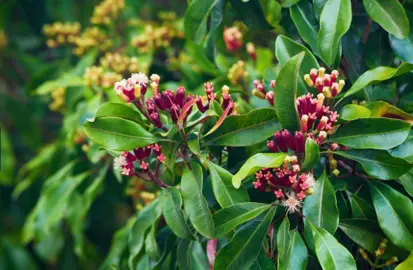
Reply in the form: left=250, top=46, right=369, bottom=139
left=150, top=73, right=160, bottom=83
left=318, top=67, right=325, bottom=78
left=359, top=249, right=369, bottom=260
left=338, top=80, right=345, bottom=92
left=304, top=74, right=314, bottom=87
left=331, top=83, right=339, bottom=97
left=323, top=74, right=331, bottom=87
left=266, top=91, right=274, bottom=106
left=301, top=114, right=309, bottom=133
left=331, top=70, right=339, bottom=83
left=270, top=80, right=276, bottom=89
left=134, top=84, right=141, bottom=98
left=310, top=68, right=318, bottom=81
left=333, top=169, right=340, bottom=176
left=252, top=89, right=265, bottom=99
left=384, top=257, right=398, bottom=266
left=322, top=87, right=332, bottom=98
left=305, top=188, right=314, bottom=195
left=317, top=116, right=329, bottom=131
left=267, top=140, right=278, bottom=152
left=315, top=77, right=324, bottom=92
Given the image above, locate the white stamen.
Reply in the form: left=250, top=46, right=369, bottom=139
left=130, top=72, right=148, bottom=85
left=114, top=156, right=127, bottom=170
left=281, top=192, right=302, bottom=213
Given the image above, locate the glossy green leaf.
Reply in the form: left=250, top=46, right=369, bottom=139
left=275, top=36, right=319, bottom=95
left=348, top=193, right=376, bottom=220
left=283, top=230, right=308, bottom=270
left=363, top=0, right=409, bottom=39
left=390, top=137, right=413, bottom=162
left=232, top=153, right=287, bottom=188
left=274, top=52, right=304, bottom=132
left=277, top=216, right=291, bottom=269
left=214, top=207, right=276, bottom=270
left=177, top=240, right=209, bottom=270
left=229, top=0, right=272, bottom=30
left=163, top=187, right=194, bottom=240
left=302, top=138, right=320, bottom=170
left=181, top=162, right=214, bottom=239
left=128, top=197, right=165, bottom=268
left=367, top=101, right=413, bottom=124
left=310, top=225, right=357, bottom=270
left=188, top=42, right=221, bottom=76
left=290, top=1, right=320, bottom=56
left=334, top=150, right=412, bottom=180
left=369, top=181, right=413, bottom=251
left=206, top=161, right=249, bottom=208
left=213, top=202, right=271, bottom=238
left=84, top=116, right=161, bottom=151
left=339, top=104, right=371, bottom=121
left=396, top=250, right=413, bottom=270
left=184, top=0, right=219, bottom=43
left=251, top=250, right=276, bottom=270
left=364, top=29, right=393, bottom=69
left=313, top=0, right=327, bottom=20
left=399, top=169, right=413, bottom=196
left=318, top=0, right=352, bottom=66
left=259, top=0, right=282, bottom=27
left=204, top=108, right=281, bottom=147
left=144, top=225, right=160, bottom=260
left=94, top=102, right=145, bottom=124
left=340, top=63, right=413, bottom=100
left=330, top=118, right=411, bottom=150
left=389, top=11, right=413, bottom=63
left=281, top=0, right=300, bottom=8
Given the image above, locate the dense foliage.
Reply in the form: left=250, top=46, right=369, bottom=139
left=3, top=0, right=413, bottom=269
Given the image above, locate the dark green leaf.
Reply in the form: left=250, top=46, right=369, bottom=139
left=313, top=0, right=327, bottom=20
left=232, top=153, right=287, bottom=188
left=213, top=202, right=271, bottom=237
left=184, top=0, right=219, bottom=43
left=330, top=118, right=411, bottom=150
left=204, top=108, right=281, bottom=147
left=302, top=138, right=320, bottom=170
left=334, top=149, right=412, bottom=180
left=274, top=51, right=305, bottom=132
left=390, top=137, right=413, bottom=162
left=181, top=162, right=214, bottom=239
left=339, top=104, right=371, bottom=121
left=348, top=193, right=376, bottom=220
left=399, top=169, right=413, bottom=196
left=229, top=0, right=272, bottom=30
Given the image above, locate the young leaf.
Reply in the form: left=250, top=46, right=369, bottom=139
left=204, top=108, right=281, bottom=147
left=290, top=1, right=321, bottom=57
left=301, top=138, right=320, bottom=170
left=363, top=0, right=409, bottom=39
left=181, top=162, right=214, bottom=239
left=369, top=181, right=413, bottom=251
left=311, top=225, right=357, bottom=270
left=214, top=207, right=276, bottom=270
left=232, top=153, right=287, bottom=188
left=275, top=36, right=320, bottom=95
left=318, top=0, right=352, bottom=66
left=396, top=250, right=413, bottom=270
left=340, top=63, right=413, bottom=100
left=330, top=118, right=411, bottom=150
left=339, top=104, right=371, bottom=121
left=84, top=117, right=161, bottom=151
left=274, top=52, right=305, bottom=132
left=367, top=101, right=413, bottom=124
left=213, top=202, right=271, bottom=237
left=206, top=161, right=249, bottom=208
left=163, top=187, right=194, bottom=240
left=334, top=150, right=412, bottom=180
left=184, top=0, right=219, bottom=44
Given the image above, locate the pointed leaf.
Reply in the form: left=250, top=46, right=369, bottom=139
left=339, top=104, right=371, bottom=121
left=184, top=0, right=219, bottom=43
left=348, top=193, right=376, bottom=220
left=302, top=138, right=320, bottom=170
left=399, top=169, right=413, bottom=196
left=367, top=101, right=413, bottom=124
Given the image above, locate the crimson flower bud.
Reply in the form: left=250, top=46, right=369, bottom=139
left=330, top=143, right=339, bottom=151
left=301, top=114, right=309, bottom=133
left=282, top=129, right=296, bottom=150
left=297, top=191, right=306, bottom=201
left=175, top=86, right=186, bottom=107
left=257, top=83, right=265, bottom=95
left=294, top=131, right=305, bottom=153
left=153, top=93, right=168, bottom=110
left=170, top=104, right=180, bottom=123
left=331, top=70, right=339, bottom=83
left=316, top=93, right=325, bottom=116
left=140, top=83, right=147, bottom=95
left=270, top=80, right=276, bottom=89
left=163, top=89, right=175, bottom=108
left=308, top=113, right=317, bottom=130
left=150, top=112, right=162, bottom=127
left=274, top=189, right=284, bottom=199
left=315, top=77, right=323, bottom=93
left=253, top=80, right=261, bottom=88
left=317, top=131, right=327, bottom=144
left=265, top=91, right=274, bottom=106
left=323, top=74, right=331, bottom=87
left=133, top=147, right=151, bottom=160
left=316, top=116, right=329, bottom=131
left=196, top=96, right=209, bottom=113
left=274, top=131, right=288, bottom=152
left=310, top=68, right=318, bottom=81
left=267, top=140, right=278, bottom=152
left=146, top=98, right=157, bottom=113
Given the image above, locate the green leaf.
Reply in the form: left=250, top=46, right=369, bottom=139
left=313, top=0, right=327, bottom=20
left=389, top=11, right=413, bottom=63
left=84, top=117, right=161, bottom=151
left=330, top=118, right=411, bottom=150
left=290, top=1, right=321, bottom=57
left=128, top=197, right=165, bottom=268
left=251, top=250, right=276, bottom=269
left=229, top=0, right=272, bottom=30
left=145, top=224, right=160, bottom=260
left=0, top=128, right=16, bottom=185
left=32, top=73, right=84, bottom=95
left=275, top=36, right=319, bottom=95
left=204, top=108, right=281, bottom=147
left=369, top=181, right=413, bottom=251
left=396, top=250, right=413, bottom=270
left=184, top=0, right=219, bottom=44
left=163, top=187, right=194, bottom=240
left=310, top=225, right=357, bottom=270
left=94, top=102, right=145, bottom=124
left=187, top=42, right=221, bottom=76
left=280, top=0, right=300, bottom=8
left=206, top=161, right=249, bottom=208
left=339, top=104, right=371, bottom=121
left=259, top=0, right=282, bottom=27
left=340, top=63, right=413, bottom=100
left=318, top=0, right=352, bottom=66
left=390, top=137, right=413, bottom=162
left=214, top=207, right=276, bottom=270
left=181, top=162, right=214, bottom=239
left=232, top=153, right=287, bottom=189
left=71, top=49, right=98, bottom=76
left=348, top=193, right=376, bottom=220
left=363, top=0, right=410, bottom=39
left=277, top=216, right=291, bottom=270
left=177, top=240, right=209, bottom=270
left=282, top=230, right=308, bottom=270
left=213, top=202, right=271, bottom=237
left=302, top=138, right=320, bottom=170
left=274, top=51, right=305, bottom=132
left=367, top=101, right=413, bottom=124
left=334, top=150, right=412, bottom=180
left=399, top=169, right=413, bottom=196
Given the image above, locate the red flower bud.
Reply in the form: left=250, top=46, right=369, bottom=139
left=154, top=93, right=168, bottom=110
left=163, top=89, right=175, bottom=108
left=274, top=131, right=288, bottom=152
left=175, top=86, right=186, bottom=107
left=265, top=91, right=274, bottom=106
left=170, top=104, right=180, bottom=123
left=196, top=96, right=209, bottom=113
left=146, top=98, right=157, bottom=114
left=150, top=112, right=162, bottom=128
left=294, top=131, right=305, bottom=153
left=281, top=129, right=296, bottom=150
left=267, top=140, right=278, bottom=152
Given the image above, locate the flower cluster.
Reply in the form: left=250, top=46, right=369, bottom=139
left=90, top=0, right=125, bottom=25
left=304, top=67, right=345, bottom=98
left=43, top=22, right=81, bottom=48
left=223, top=26, right=243, bottom=51
left=252, top=79, right=275, bottom=105
left=84, top=66, right=122, bottom=88
left=114, top=144, right=165, bottom=176
left=49, top=87, right=65, bottom=112
left=73, top=27, right=112, bottom=55
left=228, top=60, right=248, bottom=85
left=100, top=52, right=141, bottom=74
left=195, top=83, right=234, bottom=115
left=253, top=156, right=316, bottom=213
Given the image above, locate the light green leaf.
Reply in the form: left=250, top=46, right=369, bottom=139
left=339, top=104, right=371, bottom=121
left=367, top=101, right=413, bottom=124
left=330, top=118, right=411, bottom=150
left=181, top=162, right=214, bottom=239
left=232, top=153, right=287, bottom=188
left=363, top=0, right=410, bottom=39
left=213, top=202, right=271, bottom=237
left=280, top=0, right=300, bottom=8
left=204, top=108, right=281, bottom=147
left=313, top=0, right=328, bottom=20
left=334, top=150, right=412, bottom=180
left=302, top=138, right=320, bottom=170
left=0, top=128, right=15, bottom=185
left=318, top=0, right=352, bottom=66
left=277, top=216, right=291, bottom=270
left=396, top=250, right=413, bottom=270
left=389, top=11, right=413, bottom=63
left=274, top=52, right=305, bottom=132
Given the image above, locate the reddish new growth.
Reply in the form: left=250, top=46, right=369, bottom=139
left=223, top=26, right=243, bottom=51
left=114, top=144, right=165, bottom=176
left=195, top=83, right=234, bottom=114
left=253, top=156, right=316, bottom=213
